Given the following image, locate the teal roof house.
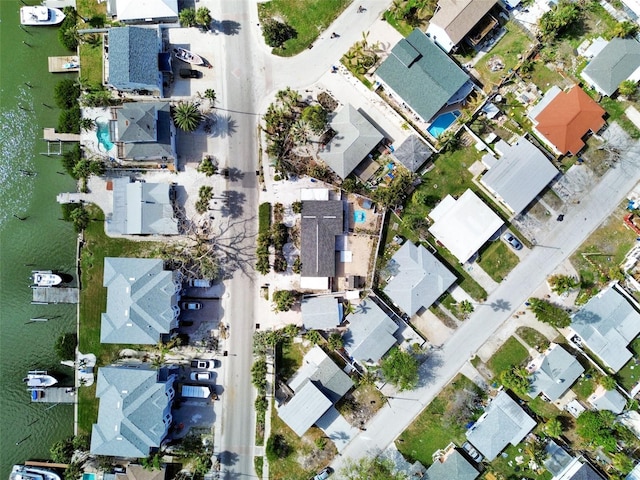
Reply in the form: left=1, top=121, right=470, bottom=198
left=375, top=29, right=472, bottom=123
left=581, top=38, right=640, bottom=96
left=90, top=364, right=177, bottom=457
left=107, top=26, right=163, bottom=95
left=101, top=257, right=181, bottom=344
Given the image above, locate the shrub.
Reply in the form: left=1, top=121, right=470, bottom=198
left=262, top=19, right=297, bottom=48
left=50, top=437, right=74, bottom=463
left=54, top=79, right=80, bottom=109
left=58, top=106, right=81, bottom=134
left=272, top=290, right=296, bottom=312
left=380, top=347, right=419, bottom=391
left=527, top=298, right=571, bottom=328
left=58, top=7, right=79, bottom=50
left=54, top=333, right=77, bottom=360
left=62, top=144, right=82, bottom=177
left=265, top=434, right=291, bottom=462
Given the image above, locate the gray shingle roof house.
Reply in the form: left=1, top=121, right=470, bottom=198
left=481, top=136, right=559, bottom=214
left=588, top=385, right=627, bottom=414
left=423, top=447, right=479, bottom=480
left=101, top=257, right=181, bottom=344
left=107, top=26, right=162, bottom=95
left=376, top=29, right=471, bottom=123
left=108, top=177, right=178, bottom=236
left=343, top=298, right=399, bottom=364
left=391, top=134, right=434, bottom=172
left=383, top=241, right=457, bottom=317
left=563, top=463, right=606, bottom=480
left=300, top=200, right=344, bottom=278
left=110, top=102, right=176, bottom=164
left=581, top=38, right=640, bottom=96
left=301, top=296, right=343, bottom=330
left=107, top=0, right=178, bottom=24
left=319, top=104, right=384, bottom=179
left=527, top=344, right=585, bottom=402
left=465, top=390, right=536, bottom=461
left=569, top=284, right=640, bottom=372
left=90, top=364, right=177, bottom=457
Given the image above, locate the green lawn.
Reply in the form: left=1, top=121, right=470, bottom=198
left=396, top=374, right=483, bottom=465
left=573, top=370, right=601, bottom=402
left=486, top=336, right=530, bottom=377
left=477, top=240, right=519, bottom=282
left=382, top=10, right=416, bottom=37
left=77, top=0, right=107, bottom=86
left=527, top=61, right=566, bottom=93
left=258, top=0, right=352, bottom=56
left=516, top=326, right=550, bottom=351
left=276, top=340, right=310, bottom=383
left=615, top=336, right=640, bottom=392
left=490, top=443, right=553, bottom=480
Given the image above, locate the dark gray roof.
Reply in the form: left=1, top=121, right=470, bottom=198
left=288, top=346, right=353, bottom=403
left=528, top=344, right=584, bottom=401
left=319, top=105, right=384, bottom=179
left=115, top=102, right=175, bottom=161
left=376, top=29, right=469, bottom=122
left=117, top=103, right=158, bottom=143
left=569, top=463, right=606, bottom=480
left=300, top=200, right=344, bottom=277
left=570, top=284, right=640, bottom=372
left=581, top=38, right=640, bottom=96
left=465, top=391, right=536, bottom=461
left=90, top=365, right=175, bottom=457
left=392, top=134, right=433, bottom=172
left=278, top=381, right=332, bottom=437
left=383, top=242, right=456, bottom=316
left=301, top=296, right=343, bottom=330
left=108, top=26, right=160, bottom=92
left=423, top=450, right=479, bottom=480
left=481, top=136, right=559, bottom=214
left=343, top=299, right=399, bottom=364
left=109, top=177, right=178, bottom=235
left=101, top=257, right=180, bottom=344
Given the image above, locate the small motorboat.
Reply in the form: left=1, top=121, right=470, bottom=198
left=23, top=370, right=58, bottom=390
left=11, top=465, right=62, bottom=480
left=172, top=47, right=204, bottom=65
left=63, top=61, right=79, bottom=69
left=20, top=6, right=65, bottom=26
left=31, top=270, right=63, bottom=287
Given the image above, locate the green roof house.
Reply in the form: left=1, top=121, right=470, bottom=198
left=581, top=38, right=640, bottom=96
left=375, top=29, right=472, bottom=123
left=90, top=364, right=177, bottom=457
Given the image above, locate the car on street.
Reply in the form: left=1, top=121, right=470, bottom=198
left=190, top=371, right=213, bottom=381
left=181, top=301, right=202, bottom=310
left=312, top=467, right=333, bottom=480
left=462, top=441, right=484, bottom=463
left=502, top=232, right=523, bottom=251
left=179, top=68, right=200, bottom=78
left=191, top=359, right=221, bottom=369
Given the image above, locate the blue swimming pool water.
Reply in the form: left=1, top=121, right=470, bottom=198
left=427, top=111, right=460, bottom=138
left=96, top=121, right=114, bottom=152
left=83, top=473, right=96, bottom=480
left=354, top=211, right=366, bottom=223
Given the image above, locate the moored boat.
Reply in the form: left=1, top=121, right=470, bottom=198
left=23, top=370, right=58, bottom=390
left=31, top=270, right=63, bottom=287
left=172, top=47, right=204, bottom=65
left=10, top=465, right=62, bottom=480
left=20, top=6, right=65, bottom=26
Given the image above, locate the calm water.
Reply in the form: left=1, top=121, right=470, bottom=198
left=0, top=2, right=78, bottom=475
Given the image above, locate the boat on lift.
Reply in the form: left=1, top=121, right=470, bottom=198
left=23, top=370, right=58, bottom=390
left=20, top=6, right=65, bottom=26
left=30, top=270, right=63, bottom=287
left=10, top=465, right=62, bottom=480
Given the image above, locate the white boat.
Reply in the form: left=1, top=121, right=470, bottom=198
left=10, top=465, right=62, bottom=480
left=172, top=47, right=204, bottom=66
left=31, top=270, right=63, bottom=287
left=20, top=6, right=66, bottom=26
left=23, top=370, right=59, bottom=390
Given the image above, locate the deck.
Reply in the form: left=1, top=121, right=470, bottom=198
left=30, top=387, right=76, bottom=404
left=32, top=287, right=79, bottom=304
left=48, top=56, right=79, bottom=73
left=43, top=128, right=81, bottom=142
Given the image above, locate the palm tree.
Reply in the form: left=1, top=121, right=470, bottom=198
left=195, top=6, right=212, bottom=30
left=328, top=332, right=343, bottom=350
left=290, top=120, right=309, bottom=144
left=79, top=117, right=95, bottom=132
left=203, top=88, right=217, bottom=107
left=172, top=102, right=203, bottom=132
left=179, top=8, right=197, bottom=27
left=304, top=330, right=322, bottom=345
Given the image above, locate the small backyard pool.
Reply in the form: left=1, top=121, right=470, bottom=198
left=83, top=473, right=96, bottom=480
left=354, top=210, right=366, bottom=223
left=427, top=111, right=460, bottom=138
left=96, top=119, right=114, bottom=152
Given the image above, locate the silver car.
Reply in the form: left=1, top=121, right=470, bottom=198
left=502, top=232, right=523, bottom=251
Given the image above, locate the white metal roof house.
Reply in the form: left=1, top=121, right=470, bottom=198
left=383, top=241, right=456, bottom=316
left=588, top=385, right=627, bottom=414
left=527, top=344, right=584, bottom=402
left=428, top=189, right=504, bottom=263
left=343, top=298, right=399, bottom=364
left=301, top=296, right=343, bottom=330
left=107, top=0, right=178, bottom=23
left=481, top=136, right=559, bottom=214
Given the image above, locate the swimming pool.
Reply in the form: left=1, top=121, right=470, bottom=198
left=96, top=120, right=114, bottom=152
left=354, top=210, right=366, bottom=223
left=82, top=473, right=96, bottom=480
left=427, top=111, right=460, bottom=138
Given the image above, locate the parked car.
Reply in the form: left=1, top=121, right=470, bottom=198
left=188, top=278, right=212, bottom=288
left=312, top=467, right=333, bottom=480
left=179, top=68, right=199, bottom=78
left=181, top=301, right=202, bottom=310
left=502, top=232, right=523, bottom=251
left=462, top=441, right=484, bottom=463
left=191, top=359, right=220, bottom=369
left=190, top=371, right=212, bottom=381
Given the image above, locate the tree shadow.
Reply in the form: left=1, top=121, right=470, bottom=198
left=489, top=299, right=511, bottom=312
left=209, top=113, right=238, bottom=138
left=211, top=216, right=257, bottom=279
left=212, top=19, right=241, bottom=35
left=221, top=167, right=245, bottom=182
left=218, top=450, right=239, bottom=466
left=220, top=190, right=245, bottom=219
left=416, top=352, right=444, bottom=388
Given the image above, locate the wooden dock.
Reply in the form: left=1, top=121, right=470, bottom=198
left=32, top=287, right=79, bottom=304
left=43, top=128, right=81, bottom=142
left=48, top=56, right=79, bottom=73
left=25, top=461, right=69, bottom=469
left=30, top=387, right=76, bottom=404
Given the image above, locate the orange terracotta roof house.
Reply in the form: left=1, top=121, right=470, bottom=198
left=529, top=85, right=605, bottom=156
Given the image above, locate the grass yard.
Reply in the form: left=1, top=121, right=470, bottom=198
left=615, top=336, right=640, bottom=393
left=382, top=10, right=415, bottom=37
left=490, top=443, right=553, bottom=480
left=474, top=24, right=533, bottom=89
left=258, top=0, right=351, bottom=56
left=477, top=240, right=519, bottom=282
left=77, top=0, right=107, bottom=86
left=572, top=369, right=601, bottom=402
left=527, top=61, right=567, bottom=93
left=276, top=340, right=310, bottom=383
left=516, top=326, right=550, bottom=351
left=486, top=336, right=530, bottom=377
left=396, top=374, right=483, bottom=465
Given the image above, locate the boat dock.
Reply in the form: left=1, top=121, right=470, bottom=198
left=31, top=387, right=76, bottom=404
left=25, top=461, right=69, bottom=469
left=43, top=128, right=81, bottom=142
left=48, top=56, right=79, bottom=73
left=32, top=287, right=79, bottom=304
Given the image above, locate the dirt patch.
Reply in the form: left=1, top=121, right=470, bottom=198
left=338, top=384, right=384, bottom=429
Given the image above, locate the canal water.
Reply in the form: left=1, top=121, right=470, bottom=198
left=0, top=2, right=78, bottom=475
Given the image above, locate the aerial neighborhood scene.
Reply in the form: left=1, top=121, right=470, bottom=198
left=9, top=0, right=640, bottom=479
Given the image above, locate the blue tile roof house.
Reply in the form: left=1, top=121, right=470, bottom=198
left=101, top=257, right=181, bottom=344
left=343, top=298, right=399, bottom=365
left=107, top=26, right=163, bottom=95
left=109, top=102, right=176, bottom=166
left=375, top=29, right=473, bottom=124
left=90, top=364, right=177, bottom=457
